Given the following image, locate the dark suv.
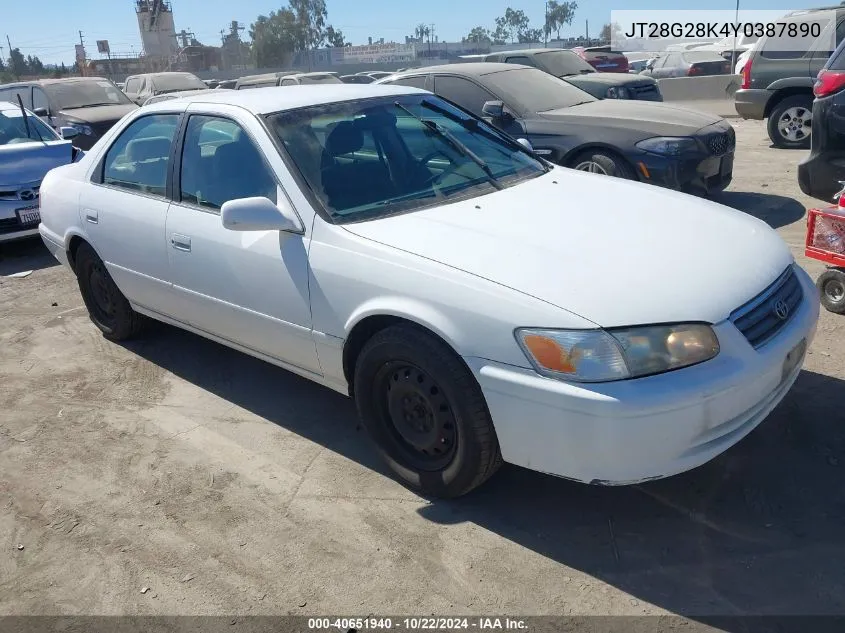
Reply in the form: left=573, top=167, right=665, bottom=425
left=483, top=48, right=662, bottom=102
left=0, top=78, right=138, bottom=150
left=735, top=8, right=845, bottom=148
left=799, top=35, right=845, bottom=200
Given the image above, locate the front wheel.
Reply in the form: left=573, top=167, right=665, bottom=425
left=353, top=324, right=502, bottom=498
left=570, top=150, right=635, bottom=179
left=817, top=268, right=845, bottom=314
left=767, top=95, right=813, bottom=149
left=75, top=242, right=145, bottom=340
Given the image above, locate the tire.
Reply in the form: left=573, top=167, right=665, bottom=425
left=353, top=324, right=502, bottom=498
left=75, top=242, right=145, bottom=341
left=767, top=94, right=813, bottom=149
left=570, top=149, right=635, bottom=179
left=817, top=269, right=845, bottom=314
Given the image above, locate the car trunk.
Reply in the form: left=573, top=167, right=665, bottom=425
left=690, top=61, right=731, bottom=76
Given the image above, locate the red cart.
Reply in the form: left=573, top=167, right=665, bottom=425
left=805, top=192, right=845, bottom=314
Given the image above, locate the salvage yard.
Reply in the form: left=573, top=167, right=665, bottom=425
left=1, top=118, right=844, bottom=617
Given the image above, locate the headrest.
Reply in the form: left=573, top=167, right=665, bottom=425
left=324, top=121, right=363, bottom=157
left=126, top=137, right=172, bottom=162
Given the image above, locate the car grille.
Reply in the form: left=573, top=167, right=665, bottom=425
left=630, top=83, right=661, bottom=100
left=705, top=127, right=736, bottom=157
left=730, top=266, right=803, bottom=349
left=0, top=184, right=40, bottom=202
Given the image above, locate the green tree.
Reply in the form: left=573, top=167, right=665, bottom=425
left=415, top=23, right=430, bottom=42
left=290, top=0, right=327, bottom=49
left=8, top=48, right=26, bottom=78
left=325, top=25, right=346, bottom=47
left=504, top=8, right=530, bottom=43
left=249, top=9, right=298, bottom=67
left=493, top=16, right=512, bottom=44
left=464, top=26, right=491, bottom=44
left=545, top=0, right=577, bottom=40
left=518, top=28, right=544, bottom=44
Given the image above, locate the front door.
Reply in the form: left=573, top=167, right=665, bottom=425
left=165, top=107, right=320, bottom=374
left=79, top=112, right=180, bottom=313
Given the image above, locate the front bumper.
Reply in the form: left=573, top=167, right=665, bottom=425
left=734, top=88, right=771, bottom=119
left=0, top=199, right=41, bottom=243
left=634, top=149, right=734, bottom=194
left=465, top=265, right=819, bottom=485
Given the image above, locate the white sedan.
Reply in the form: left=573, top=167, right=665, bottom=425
left=38, top=85, right=819, bottom=497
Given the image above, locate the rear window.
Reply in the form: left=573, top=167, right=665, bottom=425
left=299, top=75, right=342, bottom=85
left=153, top=74, right=206, bottom=92
left=483, top=67, right=595, bottom=113
left=760, top=16, right=834, bottom=60
left=683, top=52, right=727, bottom=63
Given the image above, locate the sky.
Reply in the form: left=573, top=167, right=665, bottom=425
left=0, top=0, right=817, bottom=65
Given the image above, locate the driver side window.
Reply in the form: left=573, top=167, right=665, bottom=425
left=102, top=114, right=179, bottom=197
left=432, top=75, right=497, bottom=118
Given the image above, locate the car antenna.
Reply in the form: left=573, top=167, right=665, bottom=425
left=16, top=94, right=45, bottom=145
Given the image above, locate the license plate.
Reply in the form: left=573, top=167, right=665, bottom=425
left=16, top=206, right=40, bottom=226
left=782, top=338, right=807, bottom=382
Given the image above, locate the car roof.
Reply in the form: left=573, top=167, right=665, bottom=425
left=392, top=62, right=522, bottom=77
left=0, top=77, right=112, bottom=87
left=141, top=84, right=425, bottom=115
left=489, top=48, right=571, bottom=56
left=129, top=71, right=200, bottom=79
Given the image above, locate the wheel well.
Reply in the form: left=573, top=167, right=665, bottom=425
left=564, top=145, right=633, bottom=170
left=342, top=315, right=460, bottom=396
left=764, top=88, right=812, bottom=119
left=67, top=235, right=86, bottom=273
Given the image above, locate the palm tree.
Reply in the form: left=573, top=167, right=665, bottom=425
left=415, top=23, right=430, bottom=42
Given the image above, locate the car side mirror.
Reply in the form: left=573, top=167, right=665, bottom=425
left=221, top=196, right=304, bottom=233
left=516, top=138, right=534, bottom=152
left=59, top=126, right=79, bottom=140
left=482, top=100, right=508, bottom=119
left=33, top=107, right=49, bottom=117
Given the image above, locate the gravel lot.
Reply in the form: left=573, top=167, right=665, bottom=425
left=1, top=119, right=843, bottom=619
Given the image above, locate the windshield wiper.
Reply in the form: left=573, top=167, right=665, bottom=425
left=16, top=94, right=44, bottom=144
left=67, top=102, right=116, bottom=109
left=394, top=101, right=503, bottom=190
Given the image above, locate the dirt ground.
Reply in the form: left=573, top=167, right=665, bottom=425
left=1, top=119, right=843, bottom=620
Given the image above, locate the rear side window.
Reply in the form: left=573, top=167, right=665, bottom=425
left=386, top=75, right=427, bottom=90
left=102, top=114, right=179, bottom=197
left=0, top=86, right=32, bottom=108
left=125, top=78, right=140, bottom=93
left=432, top=76, right=497, bottom=117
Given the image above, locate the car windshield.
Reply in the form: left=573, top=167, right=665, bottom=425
left=482, top=67, right=596, bottom=113
left=267, top=94, right=547, bottom=223
left=0, top=108, right=58, bottom=144
left=45, top=79, right=133, bottom=109
left=299, top=74, right=343, bottom=85
left=154, top=74, right=207, bottom=92
left=535, top=50, right=596, bottom=76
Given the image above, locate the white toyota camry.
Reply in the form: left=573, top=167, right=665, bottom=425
left=38, top=85, right=819, bottom=497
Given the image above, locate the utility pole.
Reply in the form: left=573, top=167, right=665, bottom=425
left=6, top=34, right=18, bottom=79
left=585, top=20, right=589, bottom=45
left=544, top=1, right=549, bottom=46
left=78, top=30, right=86, bottom=76
left=428, top=23, right=435, bottom=59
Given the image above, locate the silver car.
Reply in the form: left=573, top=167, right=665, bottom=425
left=0, top=101, right=83, bottom=243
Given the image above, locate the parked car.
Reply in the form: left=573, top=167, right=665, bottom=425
left=483, top=48, right=662, bottom=101
left=0, top=101, right=84, bottom=242
left=37, top=86, right=818, bottom=497
left=357, top=71, right=394, bottom=80
left=641, top=51, right=732, bottom=78
left=341, top=74, right=375, bottom=84
left=0, top=78, right=138, bottom=150
left=236, top=72, right=342, bottom=89
left=735, top=7, right=845, bottom=148
left=572, top=45, right=630, bottom=72
left=203, top=79, right=220, bottom=89
left=799, top=35, right=845, bottom=201
left=625, top=52, right=659, bottom=73
left=142, top=89, right=226, bottom=106
left=235, top=72, right=300, bottom=90
left=216, top=80, right=238, bottom=90
left=123, top=72, right=209, bottom=105
left=378, top=63, right=734, bottom=193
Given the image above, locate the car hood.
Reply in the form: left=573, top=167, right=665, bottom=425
left=0, top=140, right=76, bottom=187
left=566, top=73, right=655, bottom=87
left=537, top=99, right=723, bottom=136
left=59, top=103, right=138, bottom=124
left=341, top=171, right=792, bottom=327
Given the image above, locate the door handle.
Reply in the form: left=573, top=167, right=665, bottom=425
left=84, top=209, right=98, bottom=224
left=171, top=234, right=192, bottom=252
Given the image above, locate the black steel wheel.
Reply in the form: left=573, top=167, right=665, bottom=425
left=817, top=268, right=845, bottom=314
left=75, top=242, right=145, bottom=340
left=354, top=323, right=502, bottom=498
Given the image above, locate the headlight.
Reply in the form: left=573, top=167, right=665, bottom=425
left=636, top=136, right=700, bottom=156
left=606, top=86, right=630, bottom=99
left=68, top=122, right=94, bottom=136
left=516, top=324, right=719, bottom=383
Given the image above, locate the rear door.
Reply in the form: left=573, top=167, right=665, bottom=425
left=81, top=111, right=182, bottom=312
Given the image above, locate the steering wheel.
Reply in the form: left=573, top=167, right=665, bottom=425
left=418, top=149, right=463, bottom=187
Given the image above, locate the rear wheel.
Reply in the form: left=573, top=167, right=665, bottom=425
left=767, top=95, right=813, bottom=149
left=353, top=324, right=502, bottom=498
left=817, top=268, right=845, bottom=314
left=570, top=150, right=635, bottom=179
left=75, top=242, right=145, bottom=340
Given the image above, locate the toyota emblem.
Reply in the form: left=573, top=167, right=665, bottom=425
left=19, top=190, right=36, bottom=201
left=773, top=299, right=790, bottom=321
